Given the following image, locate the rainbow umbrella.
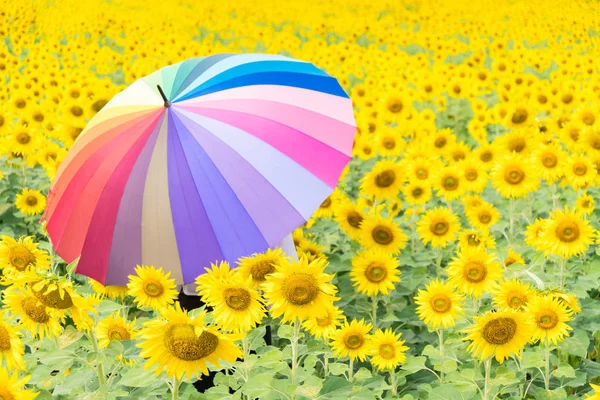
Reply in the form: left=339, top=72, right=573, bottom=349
left=43, top=53, right=356, bottom=286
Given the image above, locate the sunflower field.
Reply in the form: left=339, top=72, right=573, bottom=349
left=2, top=0, right=600, bottom=398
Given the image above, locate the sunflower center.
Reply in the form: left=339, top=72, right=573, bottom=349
left=375, top=170, right=396, bottom=188
left=344, top=333, right=364, bottom=349
left=25, top=196, right=38, bottom=206
left=21, top=298, right=50, bottom=323
left=511, top=108, right=528, bottom=124
left=430, top=294, right=451, bottom=313
left=0, top=326, right=11, bottom=351
left=32, top=283, right=74, bottom=309
left=346, top=212, right=363, bottom=228
left=463, top=261, right=487, bottom=283
left=379, top=343, right=396, bottom=359
left=482, top=317, right=517, bottom=345
left=467, top=234, right=481, bottom=246
left=282, top=274, right=319, bottom=306
left=164, top=324, right=219, bottom=361
left=573, top=162, right=587, bottom=176
left=320, top=197, right=332, bottom=208
left=70, top=106, right=83, bottom=117
left=478, top=212, right=491, bottom=224
left=507, top=293, right=525, bottom=309
left=505, top=257, right=517, bottom=266
left=542, top=152, right=557, bottom=168
left=442, top=175, right=459, bottom=190
left=371, top=226, right=394, bottom=245
left=434, top=137, right=447, bottom=148
left=465, top=168, right=478, bottom=181
left=143, top=280, right=164, bottom=297
left=581, top=200, right=591, bottom=208
left=108, top=326, right=131, bottom=341
left=250, top=260, right=276, bottom=282
left=504, top=166, right=525, bottom=184
left=509, top=137, right=526, bottom=152
left=223, top=288, right=251, bottom=311
left=582, top=112, right=595, bottom=126
left=387, top=98, right=403, bottom=113
left=412, top=187, right=423, bottom=198
left=383, top=137, right=396, bottom=149
left=416, top=168, right=428, bottom=179
left=8, top=247, right=35, bottom=271
left=537, top=311, right=558, bottom=330
left=364, top=262, right=388, bottom=283
left=480, top=151, right=493, bottom=162
left=316, top=313, right=331, bottom=327
left=555, top=221, right=580, bottom=243
left=0, top=389, right=15, bottom=400
left=16, top=132, right=31, bottom=145
left=430, top=219, right=449, bottom=236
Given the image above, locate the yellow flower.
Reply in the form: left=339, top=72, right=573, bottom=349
left=97, top=312, right=136, bottom=348
left=464, top=309, right=533, bottom=363
left=432, top=164, right=465, bottom=201
left=237, top=248, right=288, bottom=288
left=361, top=159, right=404, bottom=201
left=565, top=154, right=597, bottom=189
left=127, top=265, right=178, bottom=310
left=524, top=219, right=547, bottom=251
left=532, top=143, right=566, bottom=183
left=3, top=287, right=63, bottom=340
left=417, top=207, right=461, bottom=248
left=15, top=189, right=46, bottom=216
left=297, top=239, right=325, bottom=261
left=466, top=202, right=500, bottom=231
left=313, top=189, right=345, bottom=220
left=369, top=328, right=409, bottom=371
left=89, top=279, right=128, bottom=300
left=545, top=291, right=582, bottom=314
left=540, top=208, right=594, bottom=258
left=350, top=248, right=400, bottom=296
left=302, top=303, right=344, bottom=339
left=491, top=279, right=534, bottom=311
left=263, top=256, right=337, bottom=323
left=526, top=295, right=573, bottom=345
left=447, top=247, right=502, bottom=297
left=137, top=303, right=241, bottom=380
left=415, top=279, right=464, bottom=329
left=330, top=319, right=373, bottom=361
left=585, top=383, right=600, bottom=399
left=459, top=158, right=489, bottom=193
left=333, top=200, right=365, bottom=241
left=576, top=193, right=595, bottom=215
left=0, top=236, right=51, bottom=272
left=458, top=229, right=496, bottom=250
left=359, top=214, right=407, bottom=254
left=402, top=181, right=432, bottom=206
left=491, top=154, right=539, bottom=198
left=195, top=261, right=235, bottom=303
left=504, top=249, right=525, bottom=267
left=0, top=315, right=25, bottom=371
left=0, top=367, right=38, bottom=400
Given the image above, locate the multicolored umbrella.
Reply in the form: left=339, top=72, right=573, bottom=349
left=43, top=53, right=356, bottom=286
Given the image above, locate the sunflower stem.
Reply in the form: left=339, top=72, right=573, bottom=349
left=88, top=332, right=106, bottom=386
left=438, top=328, right=445, bottom=384
left=544, top=339, right=551, bottom=391
left=171, top=376, right=180, bottom=400
left=508, top=197, right=515, bottom=245
left=483, top=357, right=492, bottom=400
left=559, top=258, right=566, bottom=289
left=291, top=319, right=300, bottom=384
left=323, top=355, right=329, bottom=377
left=371, top=295, right=378, bottom=330
left=348, top=357, right=354, bottom=382
left=242, top=336, right=250, bottom=383
left=435, top=247, right=443, bottom=277
left=389, top=368, right=397, bottom=395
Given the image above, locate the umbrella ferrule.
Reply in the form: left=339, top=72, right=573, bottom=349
left=156, top=85, right=171, bottom=108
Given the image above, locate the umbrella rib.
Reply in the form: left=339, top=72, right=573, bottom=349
left=157, top=85, right=171, bottom=108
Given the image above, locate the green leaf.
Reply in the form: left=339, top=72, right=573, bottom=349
left=427, top=383, right=477, bottom=399
left=559, top=330, right=590, bottom=358
left=277, top=324, right=294, bottom=340
left=118, top=367, right=161, bottom=388
left=552, top=362, right=576, bottom=378
left=353, top=367, right=372, bottom=381
left=319, top=376, right=352, bottom=397
left=57, top=325, right=85, bottom=349
left=240, top=373, right=274, bottom=398
left=37, top=350, right=74, bottom=370
left=401, top=356, right=427, bottom=374
left=445, top=369, right=481, bottom=391
left=328, top=362, right=348, bottom=376
left=521, top=351, right=546, bottom=369
left=534, top=387, right=567, bottom=400
left=491, top=366, right=519, bottom=386
left=296, top=375, right=323, bottom=398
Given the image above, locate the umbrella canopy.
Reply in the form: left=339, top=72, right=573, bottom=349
left=43, top=53, right=356, bottom=286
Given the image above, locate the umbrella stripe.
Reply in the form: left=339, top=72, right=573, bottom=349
left=168, top=57, right=206, bottom=101
left=140, top=116, right=184, bottom=284
left=76, top=113, right=163, bottom=284
left=102, top=78, right=163, bottom=111
left=175, top=60, right=329, bottom=101
left=45, top=110, right=160, bottom=222
left=173, top=53, right=301, bottom=101
left=49, top=113, right=164, bottom=263
left=160, top=63, right=182, bottom=100
left=105, top=115, right=164, bottom=286
left=176, top=110, right=303, bottom=247
left=179, top=84, right=355, bottom=125
left=179, top=99, right=355, bottom=156
left=170, top=54, right=234, bottom=100
left=178, top=106, right=350, bottom=188
left=177, top=71, right=347, bottom=101
left=170, top=112, right=269, bottom=281
left=176, top=110, right=331, bottom=220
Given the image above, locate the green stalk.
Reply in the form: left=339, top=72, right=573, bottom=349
left=544, top=339, right=551, bottom=391
left=483, top=357, right=492, bottom=400
left=390, top=368, right=397, bottom=395
left=371, top=295, right=378, bottom=331
left=438, top=328, right=445, bottom=384
left=172, top=376, right=180, bottom=400
left=88, top=332, right=106, bottom=386
left=291, top=319, right=300, bottom=384
left=349, top=357, right=354, bottom=382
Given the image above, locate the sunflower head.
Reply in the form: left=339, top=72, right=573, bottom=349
left=330, top=319, right=373, bottom=361
left=127, top=265, right=178, bottom=310
left=415, top=279, right=465, bottom=329
left=369, top=328, right=409, bottom=371
left=350, top=248, right=400, bottom=296
left=527, top=295, right=573, bottom=345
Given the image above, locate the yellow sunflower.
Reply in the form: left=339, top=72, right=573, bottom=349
left=540, top=208, right=594, bottom=258
left=0, top=368, right=38, bottom=400
left=330, top=319, right=373, bottom=361
left=97, top=312, right=136, bottom=348
left=369, top=328, right=409, bottom=371
left=466, top=203, right=501, bottom=231
left=532, top=143, right=566, bottom=183
left=350, top=249, right=400, bottom=296
left=526, top=295, right=573, bottom=345
left=429, top=128, right=456, bottom=156
left=416, top=207, right=461, bottom=248
left=458, top=229, right=496, bottom=250
left=0, top=315, right=25, bottom=371
left=524, top=218, right=547, bottom=251
left=3, top=287, right=63, bottom=340
left=313, top=189, right=345, bottom=220
left=585, top=383, right=600, bottom=399
left=127, top=265, right=178, bottom=310
left=302, top=303, right=344, bottom=339
left=402, top=181, right=432, bottom=206
left=15, top=189, right=46, bottom=216
left=414, top=279, right=465, bottom=329
left=206, top=275, right=266, bottom=333
left=237, top=248, right=288, bottom=288
left=359, top=214, right=407, bottom=254
left=0, top=236, right=51, bottom=273
left=333, top=200, right=365, bottom=241
left=447, top=248, right=502, bottom=297
left=195, top=261, right=235, bottom=303
left=544, top=291, right=582, bottom=314
left=361, top=159, right=404, bottom=201
left=297, top=239, right=325, bottom=261
left=565, top=154, right=597, bottom=189
left=491, top=279, right=534, bottom=311
left=432, top=164, right=465, bottom=201
left=89, top=279, right=128, bottom=300
left=491, top=154, right=540, bottom=198
left=576, top=193, right=595, bottom=215
left=504, top=249, right=525, bottom=267
left=263, top=256, right=337, bottom=323
left=461, top=195, right=485, bottom=211
left=404, top=157, right=437, bottom=182
left=464, top=309, right=533, bottom=363
left=137, top=303, right=241, bottom=380
left=459, top=158, right=489, bottom=193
